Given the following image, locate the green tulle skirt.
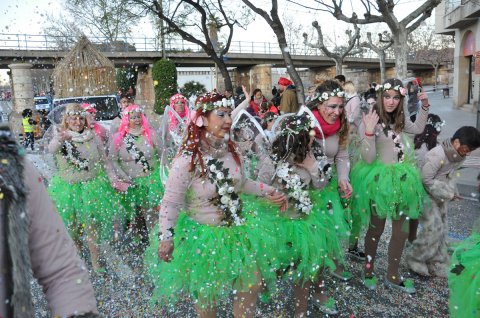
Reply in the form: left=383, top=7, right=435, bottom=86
left=350, top=160, right=428, bottom=227
left=121, top=165, right=164, bottom=220
left=47, top=171, right=123, bottom=241
left=449, top=233, right=480, bottom=318
left=144, top=196, right=274, bottom=309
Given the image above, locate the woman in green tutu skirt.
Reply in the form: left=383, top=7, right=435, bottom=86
left=47, top=103, right=121, bottom=271
left=144, top=92, right=287, bottom=317
left=350, top=78, right=430, bottom=293
left=257, top=109, right=347, bottom=316
left=109, top=104, right=164, bottom=232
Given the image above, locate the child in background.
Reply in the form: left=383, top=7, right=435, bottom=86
left=22, top=108, right=37, bottom=151
left=407, top=126, right=480, bottom=277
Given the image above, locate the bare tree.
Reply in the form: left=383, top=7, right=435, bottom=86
left=131, top=0, right=251, bottom=92
left=43, top=0, right=142, bottom=49
left=303, top=22, right=361, bottom=76
left=240, top=0, right=305, bottom=102
left=289, top=0, right=442, bottom=79
left=360, top=31, right=393, bottom=83
left=409, top=23, right=454, bottom=89
left=42, top=13, right=83, bottom=50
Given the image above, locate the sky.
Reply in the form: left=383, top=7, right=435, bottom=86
left=0, top=0, right=436, bottom=83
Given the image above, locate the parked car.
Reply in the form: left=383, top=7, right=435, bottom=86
left=52, top=95, right=120, bottom=126
left=34, top=96, right=52, bottom=111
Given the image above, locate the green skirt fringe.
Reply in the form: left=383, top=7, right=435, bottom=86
left=121, top=165, right=164, bottom=220
left=350, top=160, right=427, bottom=227
left=449, top=233, right=480, bottom=318
left=144, top=197, right=273, bottom=309
left=47, top=171, right=122, bottom=241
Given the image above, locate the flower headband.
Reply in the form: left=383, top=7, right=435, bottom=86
left=375, top=82, right=408, bottom=96
left=279, top=115, right=316, bottom=137
left=195, top=93, right=235, bottom=113
left=66, top=110, right=87, bottom=117
left=311, top=88, right=345, bottom=103
left=122, top=107, right=144, bottom=116
left=427, top=118, right=445, bottom=132
left=81, top=103, right=97, bottom=114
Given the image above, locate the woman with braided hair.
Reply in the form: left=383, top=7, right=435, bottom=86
left=144, top=92, right=287, bottom=317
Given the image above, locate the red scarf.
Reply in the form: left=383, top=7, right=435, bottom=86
left=312, top=109, right=341, bottom=139
left=249, top=100, right=261, bottom=115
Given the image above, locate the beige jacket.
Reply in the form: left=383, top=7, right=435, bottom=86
left=0, top=160, right=98, bottom=317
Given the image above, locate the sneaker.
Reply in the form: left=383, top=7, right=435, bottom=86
left=347, top=247, right=366, bottom=261
left=384, top=278, right=416, bottom=294
left=331, top=270, right=352, bottom=282
left=312, top=297, right=339, bottom=315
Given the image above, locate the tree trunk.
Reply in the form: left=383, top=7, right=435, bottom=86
left=335, top=58, right=343, bottom=76
left=393, top=29, right=409, bottom=80
left=213, top=56, right=233, bottom=92
left=433, top=65, right=439, bottom=91
left=379, top=51, right=386, bottom=84
left=279, top=42, right=305, bottom=103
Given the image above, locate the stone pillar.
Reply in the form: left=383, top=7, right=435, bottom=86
left=8, top=63, right=34, bottom=141
left=250, top=64, right=272, bottom=99
left=135, top=64, right=155, bottom=114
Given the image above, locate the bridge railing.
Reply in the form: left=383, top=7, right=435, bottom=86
left=0, top=33, right=396, bottom=59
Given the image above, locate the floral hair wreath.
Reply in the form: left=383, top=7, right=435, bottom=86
left=279, top=114, right=316, bottom=137
left=195, top=93, right=235, bottom=113
left=427, top=118, right=446, bottom=132
left=311, top=87, right=345, bottom=103
left=122, top=107, right=144, bottom=116
left=375, top=82, right=408, bottom=97
left=170, top=94, right=187, bottom=103
left=65, top=110, right=87, bottom=117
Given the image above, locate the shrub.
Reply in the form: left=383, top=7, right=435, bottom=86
left=116, top=66, right=138, bottom=95
left=180, top=80, right=207, bottom=99
left=152, top=59, right=177, bottom=114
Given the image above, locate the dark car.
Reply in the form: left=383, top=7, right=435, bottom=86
left=53, top=95, right=120, bottom=123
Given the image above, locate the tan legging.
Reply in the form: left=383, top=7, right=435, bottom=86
left=364, top=213, right=409, bottom=283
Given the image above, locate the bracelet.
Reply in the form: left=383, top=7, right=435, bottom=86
left=422, top=104, right=430, bottom=111
left=365, top=132, right=375, bottom=137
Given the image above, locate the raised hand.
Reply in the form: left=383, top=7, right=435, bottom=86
left=417, top=87, right=429, bottom=108
left=242, top=85, right=251, bottom=101
left=362, top=107, right=379, bottom=135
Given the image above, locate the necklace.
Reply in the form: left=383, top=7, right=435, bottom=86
left=274, top=161, right=313, bottom=215
left=124, top=134, right=151, bottom=173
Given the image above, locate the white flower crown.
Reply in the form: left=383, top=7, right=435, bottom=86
left=196, top=98, right=235, bottom=112
left=122, top=108, right=144, bottom=116
left=427, top=118, right=445, bottom=132
left=375, top=83, right=408, bottom=96
left=311, top=88, right=345, bottom=103
left=66, top=110, right=87, bottom=117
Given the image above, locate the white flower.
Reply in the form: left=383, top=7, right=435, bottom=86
left=210, top=165, right=217, bottom=172
left=321, top=92, right=329, bottom=100
left=216, top=172, right=224, bottom=180
left=218, top=187, right=226, bottom=195
left=383, top=82, right=392, bottom=89
left=227, top=186, right=234, bottom=193
left=220, top=195, right=230, bottom=205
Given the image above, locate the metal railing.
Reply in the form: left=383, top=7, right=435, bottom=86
left=0, top=33, right=396, bottom=59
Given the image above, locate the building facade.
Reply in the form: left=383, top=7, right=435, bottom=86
left=436, top=0, right=480, bottom=111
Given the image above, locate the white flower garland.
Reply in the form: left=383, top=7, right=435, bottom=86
left=196, top=98, right=235, bottom=113
left=124, top=134, right=150, bottom=173
left=382, top=124, right=405, bottom=163
left=205, top=156, right=244, bottom=226
left=275, top=162, right=313, bottom=215
left=312, top=145, right=333, bottom=182
left=311, top=88, right=345, bottom=104
left=63, top=140, right=89, bottom=170
left=427, top=118, right=446, bottom=132
left=375, top=83, right=408, bottom=96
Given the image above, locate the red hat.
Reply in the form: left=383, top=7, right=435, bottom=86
left=278, top=77, right=293, bottom=86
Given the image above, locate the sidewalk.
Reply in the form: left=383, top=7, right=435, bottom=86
left=423, top=87, right=479, bottom=199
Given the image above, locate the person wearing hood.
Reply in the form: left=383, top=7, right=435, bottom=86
left=168, top=93, right=190, bottom=130
left=277, top=77, right=299, bottom=114
left=407, top=126, right=480, bottom=278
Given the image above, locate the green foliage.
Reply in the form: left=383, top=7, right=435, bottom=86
left=116, top=66, right=138, bottom=94
left=180, top=80, right=207, bottom=98
left=152, top=59, right=177, bottom=114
